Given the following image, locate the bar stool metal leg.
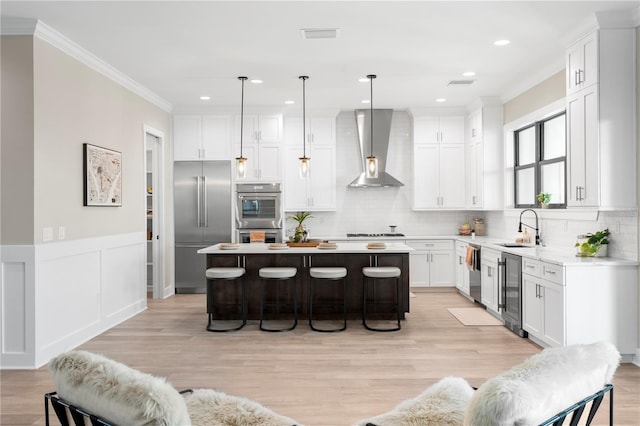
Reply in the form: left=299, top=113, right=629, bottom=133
left=259, top=267, right=298, bottom=332
left=362, top=266, right=401, bottom=332
left=206, top=267, right=246, bottom=332
left=308, top=266, right=348, bottom=332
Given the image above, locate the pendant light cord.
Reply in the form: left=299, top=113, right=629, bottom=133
left=300, top=76, right=308, bottom=158
left=367, top=74, right=376, bottom=157
left=238, top=76, right=247, bottom=157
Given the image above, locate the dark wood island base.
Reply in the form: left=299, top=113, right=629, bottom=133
left=203, top=250, right=410, bottom=321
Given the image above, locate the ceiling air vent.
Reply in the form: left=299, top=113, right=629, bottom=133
left=447, top=79, right=476, bottom=86
left=300, top=28, right=340, bottom=39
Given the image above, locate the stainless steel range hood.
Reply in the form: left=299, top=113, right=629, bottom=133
left=349, top=109, right=404, bottom=188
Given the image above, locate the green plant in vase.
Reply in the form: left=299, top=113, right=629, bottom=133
left=289, top=211, right=313, bottom=243
left=575, top=228, right=610, bottom=257
left=537, top=192, right=551, bottom=208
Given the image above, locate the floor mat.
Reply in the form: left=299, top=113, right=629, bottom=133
left=447, top=307, right=503, bottom=326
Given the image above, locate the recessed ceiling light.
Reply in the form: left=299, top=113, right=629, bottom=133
left=436, top=98, right=446, bottom=103
left=362, top=99, right=370, bottom=104
left=463, top=71, right=476, bottom=77
left=200, top=96, right=210, bottom=100
left=250, top=79, right=263, bottom=84
left=494, top=39, right=510, bottom=46
left=284, top=100, right=295, bottom=105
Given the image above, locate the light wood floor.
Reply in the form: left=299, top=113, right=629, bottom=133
left=2, top=291, right=638, bottom=425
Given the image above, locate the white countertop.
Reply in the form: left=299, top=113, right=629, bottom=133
left=316, top=235, right=637, bottom=267
left=198, top=242, right=415, bottom=255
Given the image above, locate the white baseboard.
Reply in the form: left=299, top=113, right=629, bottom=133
left=1, top=233, right=147, bottom=369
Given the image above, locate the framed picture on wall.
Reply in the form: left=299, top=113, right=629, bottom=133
left=83, top=143, right=122, bottom=206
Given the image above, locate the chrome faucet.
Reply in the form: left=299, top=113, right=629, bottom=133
left=518, top=209, right=540, bottom=245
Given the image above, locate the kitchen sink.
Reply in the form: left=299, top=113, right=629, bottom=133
left=498, top=243, right=531, bottom=248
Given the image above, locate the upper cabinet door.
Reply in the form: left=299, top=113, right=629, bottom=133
left=413, top=117, right=440, bottom=144
left=566, top=31, right=598, bottom=95
left=413, top=116, right=464, bottom=144
left=201, top=115, right=231, bottom=160
left=173, top=115, right=202, bottom=161
left=256, top=114, right=283, bottom=143
left=438, top=116, right=465, bottom=144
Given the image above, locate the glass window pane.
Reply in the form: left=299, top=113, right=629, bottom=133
left=516, top=168, right=535, bottom=205
left=541, top=161, right=565, bottom=204
left=543, top=114, right=565, bottom=160
left=517, top=126, right=536, bottom=165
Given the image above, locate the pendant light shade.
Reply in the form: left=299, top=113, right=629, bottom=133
left=365, top=74, right=378, bottom=179
left=299, top=75, right=310, bottom=178
left=236, top=76, right=248, bottom=179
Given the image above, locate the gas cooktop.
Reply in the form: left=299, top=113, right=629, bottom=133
left=346, top=233, right=405, bottom=237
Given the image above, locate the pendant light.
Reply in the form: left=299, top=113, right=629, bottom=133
left=299, top=75, right=310, bottom=178
left=366, top=74, right=378, bottom=179
left=235, top=76, right=248, bottom=179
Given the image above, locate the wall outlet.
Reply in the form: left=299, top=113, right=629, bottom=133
left=43, top=227, right=53, bottom=242
left=58, top=226, right=66, bottom=240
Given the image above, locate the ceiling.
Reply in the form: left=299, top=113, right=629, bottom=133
left=2, top=1, right=638, bottom=112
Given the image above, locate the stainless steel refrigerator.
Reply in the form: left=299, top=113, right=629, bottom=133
left=174, top=161, right=232, bottom=293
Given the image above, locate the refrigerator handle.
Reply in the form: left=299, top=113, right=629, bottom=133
left=202, top=176, right=208, bottom=228
left=196, top=176, right=202, bottom=228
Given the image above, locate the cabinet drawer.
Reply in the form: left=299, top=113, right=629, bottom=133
left=522, top=258, right=541, bottom=277
left=407, top=240, right=453, bottom=251
left=542, top=262, right=564, bottom=284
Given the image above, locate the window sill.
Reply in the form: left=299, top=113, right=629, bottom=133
left=503, top=208, right=599, bottom=221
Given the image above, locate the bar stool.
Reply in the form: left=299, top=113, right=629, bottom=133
left=308, top=267, right=348, bottom=332
left=362, top=266, right=402, bottom=332
left=205, top=267, right=246, bottom=332
left=259, top=267, right=298, bottom=332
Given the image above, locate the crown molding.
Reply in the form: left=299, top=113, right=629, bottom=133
left=1, top=18, right=173, bottom=112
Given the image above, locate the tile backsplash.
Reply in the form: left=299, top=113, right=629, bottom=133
left=292, top=110, right=638, bottom=261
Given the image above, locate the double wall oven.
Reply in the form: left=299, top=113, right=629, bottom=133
left=235, top=183, right=283, bottom=243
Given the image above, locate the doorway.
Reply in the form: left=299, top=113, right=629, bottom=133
left=144, top=126, right=167, bottom=299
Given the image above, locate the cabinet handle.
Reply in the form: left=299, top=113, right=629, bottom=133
left=471, top=128, right=476, bottom=138
left=579, top=69, right=584, bottom=84
left=546, top=270, right=556, bottom=275
left=472, top=196, right=476, bottom=205
left=526, top=264, right=535, bottom=270
left=574, top=70, right=580, bottom=85
left=487, top=266, right=492, bottom=278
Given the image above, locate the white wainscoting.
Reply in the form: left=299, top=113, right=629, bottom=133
left=1, top=232, right=147, bottom=369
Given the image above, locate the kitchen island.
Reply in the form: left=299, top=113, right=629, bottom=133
left=198, top=242, right=413, bottom=320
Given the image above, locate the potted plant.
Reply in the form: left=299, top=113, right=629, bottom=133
left=537, top=192, right=551, bottom=208
left=575, top=228, right=610, bottom=257
left=289, top=211, right=313, bottom=243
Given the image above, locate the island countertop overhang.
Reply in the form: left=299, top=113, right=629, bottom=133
left=198, top=242, right=415, bottom=255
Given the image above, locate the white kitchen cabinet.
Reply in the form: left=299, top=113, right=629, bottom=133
left=566, top=85, right=599, bottom=207
left=455, top=241, right=470, bottom=296
left=235, top=143, right=282, bottom=181
left=467, top=108, right=482, bottom=143
left=565, top=28, right=636, bottom=209
left=480, top=249, right=500, bottom=314
left=413, top=144, right=465, bottom=209
left=520, top=257, right=637, bottom=356
left=283, top=144, right=335, bottom=211
left=522, top=258, right=565, bottom=347
left=408, top=240, right=454, bottom=287
left=284, top=115, right=336, bottom=146
left=414, top=115, right=465, bottom=144
left=173, top=114, right=232, bottom=161
left=232, top=113, right=283, bottom=181
left=235, top=114, right=283, bottom=144
left=566, top=31, right=598, bottom=95
left=465, top=101, right=503, bottom=210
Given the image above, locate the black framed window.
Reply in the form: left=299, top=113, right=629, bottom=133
left=514, top=112, right=566, bottom=208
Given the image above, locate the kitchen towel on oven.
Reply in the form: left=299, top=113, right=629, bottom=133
left=466, top=246, right=477, bottom=270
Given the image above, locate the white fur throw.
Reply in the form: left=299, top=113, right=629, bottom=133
left=464, top=341, right=620, bottom=426
left=185, top=388, right=300, bottom=426
left=49, top=350, right=192, bottom=426
left=355, top=377, right=475, bottom=426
